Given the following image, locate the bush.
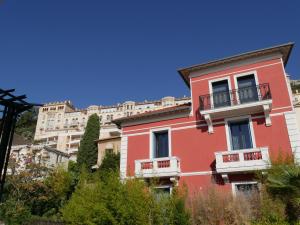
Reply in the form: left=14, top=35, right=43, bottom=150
left=61, top=172, right=190, bottom=225
left=188, top=186, right=288, bottom=225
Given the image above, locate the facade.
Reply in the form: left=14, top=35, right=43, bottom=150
left=293, top=91, right=300, bottom=129
left=96, top=135, right=121, bottom=167
left=33, top=97, right=190, bottom=161
left=10, top=144, right=69, bottom=172
left=114, top=43, right=300, bottom=195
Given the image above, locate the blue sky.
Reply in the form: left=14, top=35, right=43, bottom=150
left=1, top=1, right=299, bottom=108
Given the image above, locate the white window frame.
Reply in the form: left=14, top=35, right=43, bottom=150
left=231, top=181, right=259, bottom=196
left=154, top=185, right=173, bottom=195
left=233, top=70, right=260, bottom=104
left=209, top=76, right=232, bottom=109
left=225, top=115, right=256, bottom=151
left=149, top=127, right=172, bottom=159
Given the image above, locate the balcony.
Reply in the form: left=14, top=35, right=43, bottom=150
left=215, top=147, right=270, bottom=175
left=199, top=84, right=272, bottom=133
left=135, top=157, right=180, bottom=178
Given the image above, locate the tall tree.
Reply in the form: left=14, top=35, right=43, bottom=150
left=77, top=114, right=100, bottom=169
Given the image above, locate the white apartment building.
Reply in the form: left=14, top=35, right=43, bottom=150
left=34, top=96, right=191, bottom=161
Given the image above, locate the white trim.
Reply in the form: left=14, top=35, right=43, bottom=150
left=123, top=110, right=292, bottom=137
left=208, top=76, right=232, bottom=109
left=280, top=58, right=294, bottom=108
left=154, top=185, right=173, bottom=195
left=120, top=135, right=128, bottom=179
left=231, top=181, right=259, bottom=196
left=233, top=70, right=259, bottom=89
left=149, top=127, right=172, bottom=159
left=191, top=60, right=282, bottom=83
left=180, top=171, right=215, bottom=176
left=190, top=77, right=194, bottom=116
left=122, top=110, right=190, bottom=128
left=123, top=106, right=292, bottom=134
left=233, top=70, right=259, bottom=104
left=224, top=115, right=256, bottom=151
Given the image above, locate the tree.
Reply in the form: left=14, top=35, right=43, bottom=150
left=0, top=162, right=73, bottom=224
left=77, top=113, right=100, bottom=170
left=15, top=107, right=38, bottom=141
left=264, top=157, right=300, bottom=222
left=99, top=152, right=120, bottom=172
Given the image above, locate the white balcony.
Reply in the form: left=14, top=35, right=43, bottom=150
left=215, top=147, right=270, bottom=174
left=135, top=157, right=180, bottom=178
left=199, top=84, right=272, bottom=133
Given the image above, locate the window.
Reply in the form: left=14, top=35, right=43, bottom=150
left=212, top=80, right=230, bottom=108
left=105, top=149, right=113, bottom=154
left=237, top=74, right=258, bottom=103
left=154, top=186, right=172, bottom=199
left=229, top=119, right=253, bottom=150
left=153, top=130, right=169, bottom=158
left=234, top=182, right=259, bottom=197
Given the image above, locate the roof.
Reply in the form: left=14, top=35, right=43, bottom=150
left=178, top=42, right=294, bottom=87
left=95, top=136, right=121, bottom=142
left=113, top=103, right=191, bottom=127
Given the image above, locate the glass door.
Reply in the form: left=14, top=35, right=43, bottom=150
left=229, top=120, right=253, bottom=150
left=154, top=131, right=169, bottom=158
left=212, top=80, right=231, bottom=108
left=237, top=75, right=258, bottom=104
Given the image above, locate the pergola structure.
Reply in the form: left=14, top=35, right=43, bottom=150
left=0, top=88, right=40, bottom=200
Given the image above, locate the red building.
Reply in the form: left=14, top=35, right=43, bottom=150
left=114, top=43, right=300, bottom=195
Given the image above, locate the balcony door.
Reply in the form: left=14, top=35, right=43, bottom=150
left=154, top=131, right=169, bottom=158
left=229, top=120, right=253, bottom=150
left=212, top=80, right=231, bottom=108
left=237, top=75, right=258, bottom=104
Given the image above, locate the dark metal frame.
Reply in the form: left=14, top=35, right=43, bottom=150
left=0, top=88, right=40, bottom=200
left=199, top=83, right=272, bottom=111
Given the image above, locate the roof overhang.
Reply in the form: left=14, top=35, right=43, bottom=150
left=178, top=42, right=294, bottom=87
left=113, top=103, right=191, bottom=128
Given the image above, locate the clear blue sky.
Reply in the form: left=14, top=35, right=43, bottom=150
left=1, top=0, right=299, bottom=108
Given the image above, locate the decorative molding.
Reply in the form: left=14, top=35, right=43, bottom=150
left=284, top=111, right=300, bottom=163
left=204, top=114, right=213, bottom=133
left=263, top=104, right=272, bottom=126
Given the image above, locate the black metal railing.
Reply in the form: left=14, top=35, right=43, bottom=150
left=199, top=83, right=272, bottom=111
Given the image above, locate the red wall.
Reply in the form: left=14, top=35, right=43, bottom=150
left=123, top=56, right=294, bottom=192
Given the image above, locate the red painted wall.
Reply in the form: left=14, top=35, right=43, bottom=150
left=123, top=55, right=293, bottom=192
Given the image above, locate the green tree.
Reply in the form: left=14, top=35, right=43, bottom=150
left=62, top=170, right=191, bottom=225
left=99, top=151, right=120, bottom=172
left=15, top=107, right=38, bottom=141
left=0, top=162, right=73, bottom=224
left=263, top=157, right=300, bottom=223
left=77, top=113, right=100, bottom=170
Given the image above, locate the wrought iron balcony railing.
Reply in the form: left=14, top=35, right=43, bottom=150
left=199, top=83, right=272, bottom=111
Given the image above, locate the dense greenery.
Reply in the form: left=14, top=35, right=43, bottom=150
left=0, top=163, right=73, bottom=224
left=15, top=108, right=38, bottom=141
left=77, top=113, right=100, bottom=170
left=62, top=171, right=189, bottom=225
left=1, top=149, right=300, bottom=224
left=262, top=155, right=300, bottom=223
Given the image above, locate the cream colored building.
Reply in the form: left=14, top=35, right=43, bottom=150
left=33, top=96, right=190, bottom=161
left=96, top=136, right=121, bottom=167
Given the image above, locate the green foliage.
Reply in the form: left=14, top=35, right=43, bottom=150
left=0, top=198, right=31, bottom=225
left=98, top=151, right=120, bottom=180
left=77, top=113, right=100, bottom=170
left=15, top=108, right=38, bottom=141
left=62, top=172, right=191, bottom=225
left=263, top=155, right=300, bottom=223
left=0, top=163, right=73, bottom=224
